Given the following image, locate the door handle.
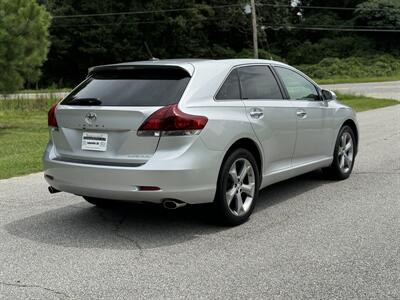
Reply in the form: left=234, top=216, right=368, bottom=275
left=249, top=108, right=264, bottom=119
left=296, top=109, right=307, bottom=119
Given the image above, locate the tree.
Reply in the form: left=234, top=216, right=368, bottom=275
left=354, top=0, right=400, bottom=53
left=37, top=0, right=400, bottom=86
left=0, top=0, right=51, bottom=92
left=41, top=0, right=217, bottom=86
left=355, top=0, right=400, bottom=27
left=40, top=0, right=292, bottom=86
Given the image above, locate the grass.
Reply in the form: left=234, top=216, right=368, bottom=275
left=317, top=75, right=400, bottom=85
left=0, top=98, right=57, bottom=180
left=0, top=98, right=56, bottom=111
left=16, top=88, right=71, bottom=94
left=0, top=110, right=48, bottom=179
left=0, top=95, right=398, bottom=180
left=336, top=93, right=399, bottom=112
left=0, top=88, right=70, bottom=97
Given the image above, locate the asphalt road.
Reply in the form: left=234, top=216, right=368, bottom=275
left=321, top=81, right=400, bottom=100
left=0, top=105, right=399, bottom=299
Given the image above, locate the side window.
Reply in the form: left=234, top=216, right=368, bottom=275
left=215, top=69, right=241, bottom=100
left=238, top=66, right=283, bottom=100
left=275, top=67, right=320, bottom=101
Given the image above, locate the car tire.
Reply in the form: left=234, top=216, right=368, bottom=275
left=83, top=196, right=113, bottom=208
left=214, top=148, right=260, bottom=226
left=323, top=125, right=356, bottom=180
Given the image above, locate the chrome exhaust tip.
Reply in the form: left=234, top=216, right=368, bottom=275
left=48, top=186, right=61, bottom=194
left=162, top=199, right=187, bottom=210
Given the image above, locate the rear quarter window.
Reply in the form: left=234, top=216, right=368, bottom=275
left=215, top=69, right=241, bottom=100
left=62, top=67, right=191, bottom=106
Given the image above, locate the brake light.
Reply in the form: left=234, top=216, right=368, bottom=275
left=138, top=104, right=208, bottom=136
left=48, top=103, right=58, bottom=127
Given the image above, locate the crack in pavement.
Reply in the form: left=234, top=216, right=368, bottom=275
left=95, top=209, right=144, bottom=255
left=113, top=215, right=144, bottom=255
left=0, top=280, right=70, bottom=298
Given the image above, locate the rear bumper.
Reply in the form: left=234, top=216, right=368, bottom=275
left=43, top=138, right=223, bottom=205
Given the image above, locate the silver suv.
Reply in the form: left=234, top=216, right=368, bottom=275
left=44, top=59, right=358, bottom=225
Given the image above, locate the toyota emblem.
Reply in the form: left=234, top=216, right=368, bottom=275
left=85, top=112, right=97, bottom=124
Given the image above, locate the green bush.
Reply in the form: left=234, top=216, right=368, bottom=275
left=207, top=45, right=236, bottom=58
left=235, top=49, right=286, bottom=63
left=287, top=37, right=377, bottom=65
left=297, top=55, right=400, bottom=80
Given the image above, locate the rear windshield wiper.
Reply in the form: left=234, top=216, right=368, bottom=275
left=67, top=97, right=102, bottom=106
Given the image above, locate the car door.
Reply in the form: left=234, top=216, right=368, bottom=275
left=274, top=66, right=335, bottom=166
left=238, top=65, right=297, bottom=175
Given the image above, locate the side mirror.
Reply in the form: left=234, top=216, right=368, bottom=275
left=321, top=89, right=337, bottom=101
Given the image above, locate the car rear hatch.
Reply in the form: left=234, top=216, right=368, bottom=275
left=51, top=66, right=191, bottom=166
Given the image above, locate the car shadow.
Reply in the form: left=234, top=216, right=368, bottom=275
left=256, top=169, right=330, bottom=212
left=4, top=170, right=331, bottom=250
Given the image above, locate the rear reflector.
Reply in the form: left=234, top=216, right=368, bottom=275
left=138, top=186, right=161, bottom=191
left=48, top=103, right=58, bottom=127
left=137, top=104, right=208, bottom=136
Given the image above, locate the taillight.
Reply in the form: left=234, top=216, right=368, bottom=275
left=48, top=103, right=58, bottom=127
left=138, top=104, right=208, bottom=136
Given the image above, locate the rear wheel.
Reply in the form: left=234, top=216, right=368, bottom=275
left=323, top=125, right=356, bottom=180
left=214, top=149, right=260, bottom=226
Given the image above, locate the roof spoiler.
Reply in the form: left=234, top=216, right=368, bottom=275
left=87, top=64, right=192, bottom=78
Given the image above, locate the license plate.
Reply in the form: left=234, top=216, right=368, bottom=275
left=81, top=132, right=108, bottom=152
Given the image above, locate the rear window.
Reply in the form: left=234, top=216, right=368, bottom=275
left=61, top=67, right=191, bottom=106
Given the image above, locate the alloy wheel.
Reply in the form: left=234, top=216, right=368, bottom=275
left=338, top=131, right=354, bottom=173
left=225, top=158, right=256, bottom=216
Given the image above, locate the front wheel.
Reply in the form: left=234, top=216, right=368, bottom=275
left=323, top=125, right=356, bottom=180
left=214, top=149, right=260, bottom=226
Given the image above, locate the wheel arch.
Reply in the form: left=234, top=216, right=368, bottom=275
left=222, top=138, right=263, bottom=179
left=342, top=119, right=359, bottom=154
